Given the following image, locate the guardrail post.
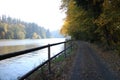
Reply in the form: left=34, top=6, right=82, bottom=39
left=64, top=41, right=66, bottom=58
left=71, top=41, right=73, bottom=51
left=48, top=44, right=51, bottom=73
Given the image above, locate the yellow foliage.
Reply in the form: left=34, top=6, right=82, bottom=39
left=4, top=23, right=8, bottom=33
left=60, top=21, right=69, bottom=36
left=32, top=32, right=40, bottom=39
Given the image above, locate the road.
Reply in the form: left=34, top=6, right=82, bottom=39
left=70, top=41, right=118, bottom=80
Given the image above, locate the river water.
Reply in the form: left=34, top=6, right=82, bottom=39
left=0, top=38, right=65, bottom=80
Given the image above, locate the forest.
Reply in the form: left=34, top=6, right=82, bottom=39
left=0, top=15, right=51, bottom=39
left=60, top=0, right=120, bottom=54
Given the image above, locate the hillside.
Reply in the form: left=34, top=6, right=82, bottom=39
left=0, top=15, right=51, bottom=39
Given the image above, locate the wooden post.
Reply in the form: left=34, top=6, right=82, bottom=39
left=48, top=44, right=51, bottom=73
left=64, top=41, right=66, bottom=58
left=71, top=41, right=73, bottom=51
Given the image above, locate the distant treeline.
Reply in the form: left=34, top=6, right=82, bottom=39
left=0, top=15, right=51, bottom=39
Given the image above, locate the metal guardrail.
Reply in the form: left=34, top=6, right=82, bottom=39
left=0, top=40, right=73, bottom=80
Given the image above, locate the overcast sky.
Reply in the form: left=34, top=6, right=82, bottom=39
left=0, top=0, right=66, bottom=31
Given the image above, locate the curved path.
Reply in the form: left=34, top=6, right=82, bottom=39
left=70, top=41, right=118, bottom=80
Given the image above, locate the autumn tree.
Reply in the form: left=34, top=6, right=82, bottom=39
left=60, top=0, right=120, bottom=53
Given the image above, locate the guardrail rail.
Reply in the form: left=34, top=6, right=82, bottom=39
left=0, top=40, right=73, bottom=80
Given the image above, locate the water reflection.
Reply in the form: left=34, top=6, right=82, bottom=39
left=0, top=45, right=37, bottom=55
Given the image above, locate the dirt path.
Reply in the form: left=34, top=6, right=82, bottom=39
left=70, top=41, right=118, bottom=80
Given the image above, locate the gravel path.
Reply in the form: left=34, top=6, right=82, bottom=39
left=70, top=41, right=118, bottom=80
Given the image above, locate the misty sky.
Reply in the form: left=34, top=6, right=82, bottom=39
left=0, top=0, right=66, bottom=31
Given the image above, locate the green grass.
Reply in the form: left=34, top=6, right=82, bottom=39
left=53, top=54, right=65, bottom=63
left=53, top=45, right=73, bottom=63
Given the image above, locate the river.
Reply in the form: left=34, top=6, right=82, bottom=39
left=0, top=38, right=65, bottom=80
